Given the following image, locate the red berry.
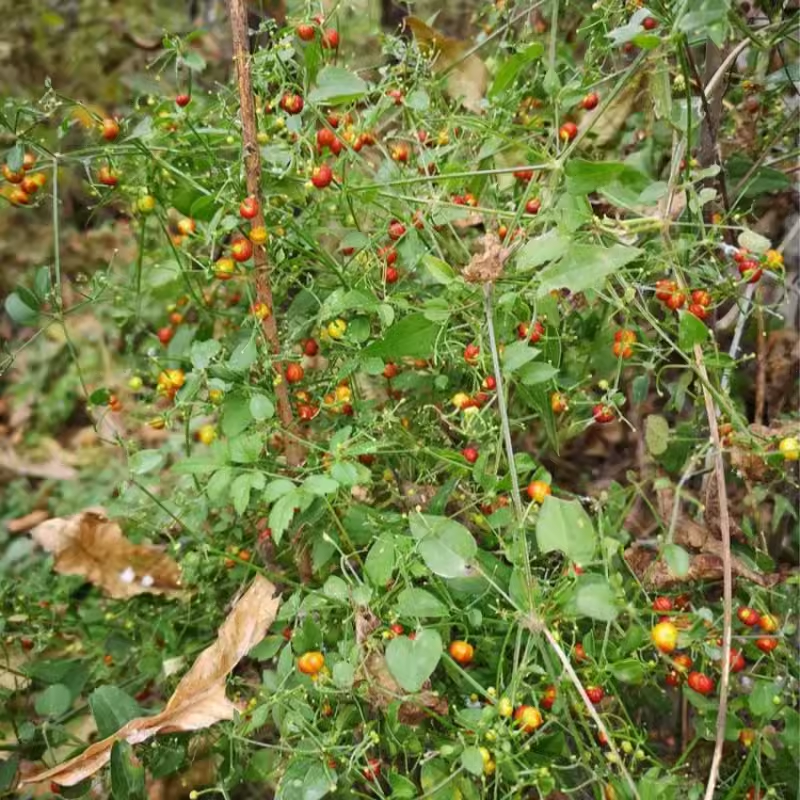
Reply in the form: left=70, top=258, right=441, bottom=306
left=321, top=29, right=339, bottom=49
left=559, top=122, right=578, bottom=141
left=157, top=326, right=174, bottom=345
left=688, top=303, right=708, bottom=320
left=585, top=685, right=604, bottom=704
left=383, top=362, right=398, bottom=379
left=311, top=164, right=333, bottom=189
left=385, top=266, right=399, bottom=283
left=541, top=685, right=557, bottom=711
left=387, top=88, right=404, bottom=105
left=297, top=403, right=318, bottom=421
left=581, top=92, right=599, bottom=111
left=286, top=363, right=304, bottom=384
left=574, top=643, right=588, bottom=662
left=462, top=446, right=479, bottom=464
left=297, top=23, right=315, bottom=41
left=175, top=94, right=191, bottom=107
left=388, top=220, right=406, bottom=240
left=239, top=195, right=259, bottom=219
left=691, top=289, right=711, bottom=307
left=464, top=343, right=480, bottom=364
left=303, top=338, right=319, bottom=356
left=665, top=291, right=686, bottom=311
left=729, top=649, right=746, bottom=673
left=642, top=16, right=659, bottom=30
left=652, top=596, right=673, bottom=612
left=593, top=404, right=615, bottom=424
left=97, top=166, right=118, bottom=187
left=378, top=246, right=397, bottom=265
left=280, top=94, right=304, bottom=115
left=737, top=607, right=761, bottom=627
left=317, top=128, right=336, bottom=150
left=687, top=671, right=715, bottom=695
left=101, top=117, right=120, bottom=141
left=482, top=375, right=496, bottom=391
left=390, top=623, right=404, bottom=635
left=755, top=637, right=778, bottom=653
left=525, top=198, right=541, bottom=215
left=362, top=758, right=381, bottom=781
left=231, top=237, right=253, bottom=263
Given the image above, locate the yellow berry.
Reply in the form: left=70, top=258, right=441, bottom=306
left=778, top=436, right=799, bottom=461
left=327, top=318, right=347, bottom=340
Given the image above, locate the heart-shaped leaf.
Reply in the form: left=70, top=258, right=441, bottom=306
left=385, top=629, right=442, bottom=692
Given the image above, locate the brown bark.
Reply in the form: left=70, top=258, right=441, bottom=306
left=227, top=0, right=304, bottom=467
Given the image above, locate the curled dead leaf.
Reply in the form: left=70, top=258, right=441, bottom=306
left=463, top=233, right=511, bottom=284
left=404, top=16, right=487, bottom=114
left=19, top=576, right=280, bottom=787
left=30, top=510, right=183, bottom=599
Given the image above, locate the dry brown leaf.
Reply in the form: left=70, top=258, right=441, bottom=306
left=404, top=16, right=487, bottom=114
left=6, top=509, right=50, bottom=534
left=463, top=233, right=511, bottom=283
left=590, top=72, right=646, bottom=147
left=0, top=443, right=78, bottom=481
left=19, top=576, right=280, bottom=787
left=30, top=510, right=183, bottom=599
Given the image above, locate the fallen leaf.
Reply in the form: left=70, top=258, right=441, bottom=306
left=404, top=16, right=487, bottom=113
left=30, top=510, right=183, bottom=599
left=0, top=443, right=78, bottom=481
left=6, top=509, right=49, bottom=534
left=19, top=576, right=280, bottom=787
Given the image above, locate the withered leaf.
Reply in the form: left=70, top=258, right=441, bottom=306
left=30, top=510, right=182, bottom=599
left=404, top=16, right=487, bottom=114
left=20, top=576, right=280, bottom=787
left=463, top=233, right=511, bottom=284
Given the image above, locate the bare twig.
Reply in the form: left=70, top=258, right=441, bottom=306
left=227, top=0, right=304, bottom=468
left=755, top=298, right=766, bottom=425
left=483, top=283, right=523, bottom=521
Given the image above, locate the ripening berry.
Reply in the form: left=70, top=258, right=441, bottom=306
left=559, top=122, right=578, bottom=141
left=778, top=437, right=800, bottom=461
left=651, top=621, right=679, bottom=654
left=687, top=671, right=714, bottom=695
left=175, top=93, right=191, bottom=107
left=514, top=705, right=543, bottom=733
left=585, top=686, right=605, bottom=704
left=526, top=480, right=551, bottom=504
left=581, top=92, right=599, bottom=111
left=525, top=198, right=541, bottom=215
left=311, top=164, right=333, bottom=189
left=464, top=343, right=480, bottom=364
left=297, top=23, right=315, bottom=41
left=550, top=392, right=568, bottom=414
left=737, top=607, right=761, bottom=627
left=285, top=363, right=304, bottom=384
left=321, top=28, right=339, bottom=49
left=231, top=237, right=253, bottom=263
left=448, top=640, right=474, bottom=665
left=593, top=404, right=615, bottom=424
left=101, top=117, right=120, bottom=141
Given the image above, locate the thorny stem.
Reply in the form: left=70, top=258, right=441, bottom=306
left=227, top=0, right=304, bottom=467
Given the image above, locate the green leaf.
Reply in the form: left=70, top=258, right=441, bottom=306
left=737, top=229, right=771, bottom=255
left=536, top=496, right=597, bottom=565
left=332, top=661, right=355, bottom=689
left=565, top=160, right=648, bottom=195
left=190, top=339, right=221, bottom=369
left=421, top=255, right=455, bottom=285
left=749, top=680, right=779, bottom=718
left=664, top=544, right=690, bottom=578
left=269, top=490, right=301, bottom=545
left=610, top=658, right=645, bottom=684
left=248, top=636, right=283, bottom=661
left=405, top=88, right=430, bottom=110
left=34, top=684, right=72, bottom=717
left=536, top=244, right=641, bottom=297
left=0, top=755, right=19, bottom=792
left=678, top=311, right=709, bottom=350
left=181, top=51, right=206, bottom=72
left=5, top=292, right=38, bottom=324
left=264, top=478, right=296, bottom=503
left=515, top=231, right=569, bottom=271
left=228, top=336, right=258, bottom=372
left=385, top=628, right=443, bottom=692
left=645, top=415, right=670, bottom=456
left=364, top=534, right=396, bottom=586
left=110, top=741, right=145, bottom=800
left=301, top=475, right=339, bottom=496
left=460, top=746, right=485, bottom=776
left=518, top=362, right=559, bottom=385
left=321, top=575, right=349, bottom=601
left=231, top=473, right=255, bottom=515
left=89, top=686, right=141, bottom=738
left=394, top=587, right=448, bottom=618
left=275, top=757, right=334, bottom=800
left=571, top=576, right=620, bottom=622
left=502, top=341, right=538, bottom=374
left=409, top=513, right=477, bottom=578
left=222, top=391, right=253, bottom=437
left=489, top=43, right=544, bottom=97
left=362, top=314, right=440, bottom=360
left=250, top=393, right=275, bottom=421
left=308, top=66, right=368, bottom=105
left=128, top=449, right=164, bottom=475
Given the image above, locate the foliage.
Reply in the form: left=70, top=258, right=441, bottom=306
left=1, top=2, right=799, bottom=800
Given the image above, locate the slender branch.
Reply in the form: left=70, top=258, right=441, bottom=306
left=227, top=0, right=304, bottom=467
left=483, top=283, right=523, bottom=521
